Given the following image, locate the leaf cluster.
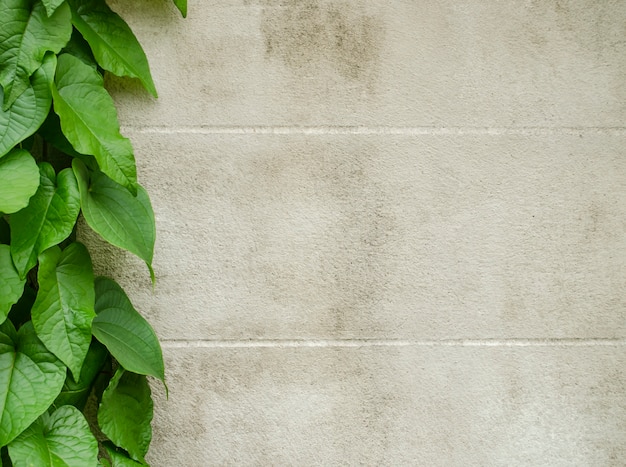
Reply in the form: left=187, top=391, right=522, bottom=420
left=0, top=0, right=185, bottom=465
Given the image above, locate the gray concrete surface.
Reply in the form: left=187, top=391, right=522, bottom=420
left=89, top=0, right=626, bottom=464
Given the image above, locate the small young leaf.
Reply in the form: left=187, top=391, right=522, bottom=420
left=103, top=443, right=146, bottom=466
left=68, top=0, right=157, bottom=97
left=0, top=53, right=55, bottom=158
left=7, top=405, right=98, bottom=466
left=0, top=0, right=71, bottom=109
left=52, top=54, right=137, bottom=193
left=53, top=339, right=108, bottom=410
left=0, top=149, right=40, bottom=214
left=172, top=0, right=187, bottom=18
left=0, top=245, right=25, bottom=325
left=93, top=277, right=164, bottom=381
left=98, top=369, right=153, bottom=463
left=73, top=160, right=155, bottom=272
left=10, top=163, right=81, bottom=278
left=0, top=321, right=66, bottom=447
left=31, top=243, right=96, bottom=380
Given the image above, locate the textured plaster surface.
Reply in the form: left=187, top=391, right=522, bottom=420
left=90, top=0, right=626, bottom=464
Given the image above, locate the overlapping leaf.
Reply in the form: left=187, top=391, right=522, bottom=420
left=7, top=405, right=98, bottom=466
left=0, top=321, right=66, bottom=447
left=52, top=53, right=137, bottom=192
left=68, top=0, right=157, bottom=97
left=0, top=0, right=71, bottom=109
left=11, top=163, right=81, bottom=278
left=53, top=339, right=108, bottom=410
left=98, top=369, right=153, bottom=463
left=0, top=245, right=25, bottom=324
left=42, top=0, right=67, bottom=17
left=31, top=243, right=96, bottom=380
left=104, top=443, right=146, bottom=466
left=0, top=54, right=55, bottom=158
left=93, top=277, right=164, bottom=381
left=73, top=160, right=155, bottom=275
left=0, top=149, right=40, bottom=214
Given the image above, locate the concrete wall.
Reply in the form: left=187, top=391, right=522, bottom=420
left=87, top=0, right=626, bottom=464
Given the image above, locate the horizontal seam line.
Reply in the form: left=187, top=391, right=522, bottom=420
left=120, top=126, right=626, bottom=136
left=161, top=338, right=626, bottom=349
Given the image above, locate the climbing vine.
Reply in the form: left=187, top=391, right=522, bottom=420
left=0, top=0, right=185, bottom=465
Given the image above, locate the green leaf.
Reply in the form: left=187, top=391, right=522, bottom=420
left=98, top=369, right=153, bottom=463
left=172, top=0, right=187, bottom=18
left=31, top=243, right=95, bottom=380
left=52, top=53, right=137, bottom=192
left=0, top=246, right=25, bottom=325
left=0, top=149, right=40, bottom=214
left=73, top=160, right=155, bottom=273
left=7, top=405, right=98, bottom=466
left=0, top=54, right=55, bottom=158
left=103, top=443, right=146, bottom=466
left=68, top=0, right=157, bottom=97
left=0, top=321, right=66, bottom=446
left=41, top=0, right=67, bottom=17
left=53, top=339, right=108, bottom=410
left=10, top=163, right=80, bottom=278
left=93, top=277, right=164, bottom=381
left=0, top=0, right=71, bottom=109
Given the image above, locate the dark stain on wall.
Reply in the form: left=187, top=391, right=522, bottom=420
left=256, top=0, right=384, bottom=84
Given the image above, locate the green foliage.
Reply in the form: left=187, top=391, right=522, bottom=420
left=0, top=0, right=183, bottom=464
left=98, top=369, right=153, bottom=463
left=0, top=246, right=24, bottom=322
left=0, top=0, right=71, bottom=109
left=53, top=53, right=137, bottom=192
left=0, top=52, right=55, bottom=157
left=0, top=321, right=66, bottom=447
left=7, top=405, right=98, bottom=466
left=93, top=277, right=164, bottom=381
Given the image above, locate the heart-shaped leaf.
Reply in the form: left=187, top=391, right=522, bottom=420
left=7, top=405, right=98, bottom=466
left=0, top=245, right=25, bottom=325
left=98, top=369, right=153, bottom=463
left=52, top=53, right=137, bottom=193
left=0, top=0, right=71, bottom=109
left=68, top=0, right=157, bottom=97
left=10, top=163, right=80, bottom=278
left=31, top=243, right=95, bottom=380
left=0, top=53, right=54, bottom=158
left=0, top=149, right=40, bottom=214
left=0, top=321, right=66, bottom=447
left=93, top=277, right=164, bottom=381
left=73, top=160, right=155, bottom=277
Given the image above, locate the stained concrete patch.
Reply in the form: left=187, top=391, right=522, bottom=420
left=258, top=0, right=384, bottom=85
